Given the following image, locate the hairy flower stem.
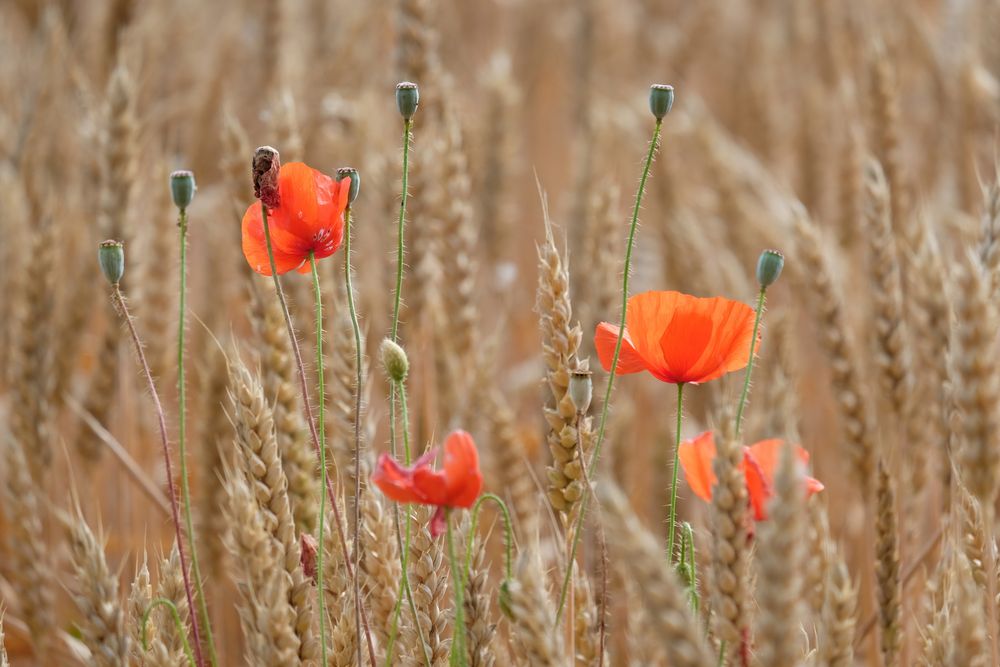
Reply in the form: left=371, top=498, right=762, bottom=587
left=391, top=118, right=413, bottom=343
left=259, top=205, right=376, bottom=665
left=666, top=383, right=686, bottom=561
left=177, top=208, right=218, bottom=667
left=308, top=252, right=330, bottom=667
left=111, top=284, right=204, bottom=667
left=446, top=509, right=469, bottom=667
left=556, top=116, right=663, bottom=622
left=343, top=205, right=367, bottom=667
left=734, top=288, right=766, bottom=437
left=464, top=493, right=514, bottom=584
left=141, top=598, right=197, bottom=667
left=385, top=384, right=430, bottom=667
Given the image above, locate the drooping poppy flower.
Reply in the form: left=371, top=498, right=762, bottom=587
left=595, top=291, right=757, bottom=385
left=372, top=430, right=483, bottom=536
left=242, top=161, right=351, bottom=275
left=678, top=431, right=824, bottom=520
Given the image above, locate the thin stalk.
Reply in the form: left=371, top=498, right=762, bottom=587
left=343, top=205, right=366, bottom=667
left=556, top=117, right=663, bottom=622
left=667, top=382, right=686, bottom=561
left=391, top=118, right=413, bottom=342
left=111, top=285, right=204, bottom=667
left=734, top=288, right=766, bottom=437
left=141, top=598, right=197, bottom=667
left=445, top=509, right=468, bottom=667
left=308, top=252, right=329, bottom=667
left=177, top=208, right=218, bottom=667
left=463, top=493, right=514, bottom=584
left=258, top=204, right=376, bottom=665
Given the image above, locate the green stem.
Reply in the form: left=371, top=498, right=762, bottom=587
left=343, top=205, right=366, bottom=667
left=141, top=598, right=197, bottom=667
left=734, top=288, right=767, bottom=438
left=308, top=252, right=329, bottom=667
left=555, top=117, right=663, bottom=622
left=445, top=509, right=468, bottom=667
left=667, top=382, right=685, bottom=561
left=391, top=118, right=413, bottom=342
left=177, top=209, right=216, bottom=666
left=463, top=493, right=514, bottom=584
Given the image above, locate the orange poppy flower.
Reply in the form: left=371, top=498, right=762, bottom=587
left=678, top=431, right=824, bottom=520
left=595, top=291, right=757, bottom=385
left=372, top=430, right=483, bottom=536
left=242, top=162, right=351, bottom=275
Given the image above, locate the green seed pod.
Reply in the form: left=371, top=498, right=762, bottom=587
left=649, top=84, right=675, bottom=120
left=380, top=338, right=409, bottom=383
left=396, top=82, right=419, bottom=120
left=170, top=170, right=196, bottom=210
left=336, top=167, right=361, bottom=204
left=568, top=368, right=593, bottom=413
left=756, top=249, right=785, bottom=288
left=98, top=239, right=125, bottom=285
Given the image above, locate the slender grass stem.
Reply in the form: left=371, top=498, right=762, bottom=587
left=141, top=598, right=197, bottom=667
left=667, top=382, right=685, bottom=561
left=556, top=117, right=663, bottom=622
left=111, top=285, right=204, bottom=667
left=391, top=118, right=413, bottom=342
left=734, top=288, right=766, bottom=438
left=463, top=493, right=514, bottom=585
left=308, top=252, right=329, bottom=667
left=258, top=204, right=376, bottom=665
left=445, top=509, right=468, bottom=667
left=177, top=208, right=218, bottom=667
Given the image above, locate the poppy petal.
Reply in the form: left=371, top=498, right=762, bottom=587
left=442, top=430, right=483, bottom=508
left=242, top=202, right=309, bottom=275
left=659, top=307, right=714, bottom=383
left=372, top=454, right=424, bottom=504
left=742, top=450, right=771, bottom=520
left=678, top=431, right=717, bottom=501
left=595, top=323, right=648, bottom=374
left=277, top=163, right=321, bottom=237
left=429, top=506, right=447, bottom=538
left=624, top=291, right=678, bottom=376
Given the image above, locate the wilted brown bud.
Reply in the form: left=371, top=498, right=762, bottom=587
left=252, top=146, right=281, bottom=209
left=300, top=533, right=318, bottom=582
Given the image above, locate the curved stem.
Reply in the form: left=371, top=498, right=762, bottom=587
left=391, top=118, right=413, bottom=342
left=177, top=208, right=218, bottom=667
left=734, top=288, right=766, bottom=438
left=445, top=509, right=468, bottom=667
left=308, top=253, right=329, bottom=667
left=667, top=382, right=686, bottom=561
left=112, top=285, right=204, bottom=667
left=259, top=204, right=376, bottom=665
left=141, top=598, right=197, bottom=667
left=463, top=493, right=514, bottom=584
left=343, top=205, right=367, bottom=667
left=556, top=117, right=663, bottom=622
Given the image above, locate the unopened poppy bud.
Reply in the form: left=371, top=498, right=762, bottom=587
left=649, top=84, right=675, bottom=120
left=380, top=338, right=409, bottom=383
left=98, top=239, right=125, bottom=285
left=300, top=533, right=318, bottom=582
left=568, top=369, right=593, bottom=413
left=170, top=170, right=196, bottom=210
left=252, top=146, right=281, bottom=209
left=336, top=167, right=361, bottom=205
left=756, top=249, right=784, bottom=288
left=396, top=82, right=419, bottom=120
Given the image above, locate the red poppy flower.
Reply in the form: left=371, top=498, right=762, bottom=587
left=595, top=291, right=757, bottom=385
left=372, top=430, right=483, bottom=536
left=242, top=162, right=351, bottom=275
left=678, top=431, right=824, bottom=520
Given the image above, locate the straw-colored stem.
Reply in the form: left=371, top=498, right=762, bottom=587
left=308, top=252, right=330, bottom=667
left=177, top=208, right=218, bottom=667
left=259, top=204, right=376, bottom=665
left=667, top=382, right=686, bottom=561
left=111, top=284, right=204, bottom=667
left=734, top=288, right=766, bottom=437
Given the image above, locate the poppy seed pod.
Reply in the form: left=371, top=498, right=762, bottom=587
left=336, top=167, right=361, bottom=204
left=756, top=249, right=785, bottom=288
left=98, top=239, right=125, bottom=285
left=252, top=146, right=281, bottom=209
left=170, top=170, right=196, bottom=210
left=396, top=82, right=419, bottom=120
left=649, top=84, right=675, bottom=120
left=380, top=338, right=409, bottom=383
left=568, top=369, right=593, bottom=413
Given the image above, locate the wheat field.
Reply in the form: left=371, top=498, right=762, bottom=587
left=1, top=0, right=998, bottom=665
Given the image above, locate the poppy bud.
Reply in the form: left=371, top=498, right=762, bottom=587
left=649, top=84, right=675, bottom=120
left=336, top=167, right=361, bottom=205
left=252, top=146, right=281, bottom=209
left=756, top=249, right=784, bottom=288
left=170, top=170, right=196, bottom=210
left=98, top=240, right=125, bottom=285
left=568, top=369, right=593, bottom=413
left=396, top=82, right=419, bottom=120
left=380, top=338, right=409, bottom=383
left=300, top=533, right=318, bottom=582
